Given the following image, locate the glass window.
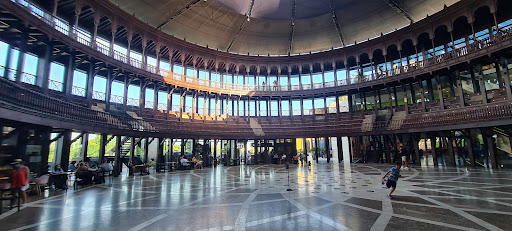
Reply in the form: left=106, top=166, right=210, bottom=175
left=268, top=75, right=277, bottom=86
left=49, top=62, right=65, bottom=91
left=258, top=75, right=266, bottom=85
left=71, top=70, right=87, bottom=96
left=336, top=69, right=347, bottom=82
left=259, top=100, right=267, bottom=116
left=0, top=41, right=9, bottom=73
left=7, top=48, right=20, bottom=80
left=249, top=100, right=256, bottom=116
left=290, top=75, right=299, bottom=85
left=314, top=98, right=325, bottom=114
left=111, top=81, right=124, bottom=103
left=209, top=97, right=215, bottom=115
left=301, top=74, right=311, bottom=85
left=326, top=96, right=336, bottom=113
left=127, top=85, right=140, bottom=106
left=92, top=75, right=106, bottom=101
left=174, top=64, right=183, bottom=74
left=186, top=67, right=195, bottom=77
left=21, top=53, right=38, bottom=84
left=198, top=70, right=206, bottom=79
left=158, top=91, right=167, bottom=110
left=130, top=51, right=143, bottom=62
left=185, top=95, right=193, bottom=113
left=160, top=60, right=170, bottom=72
left=270, top=100, right=278, bottom=116
left=212, top=72, right=220, bottom=82
left=113, top=44, right=127, bottom=56
left=280, top=75, right=288, bottom=86
left=247, top=75, right=255, bottom=85
left=172, top=93, right=180, bottom=112
left=324, top=71, right=334, bottom=83
left=303, top=99, right=313, bottom=115
left=145, top=88, right=154, bottom=108
left=228, top=99, right=233, bottom=116
left=339, top=95, right=349, bottom=112
left=292, top=100, right=301, bottom=115
left=312, top=73, right=322, bottom=83
left=281, top=99, right=290, bottom=116
left=147, top=56, right=157, bottom=67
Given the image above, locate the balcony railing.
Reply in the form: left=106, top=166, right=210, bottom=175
left=72, top=86, right=85, bottom=97
left=7, top=0, right=512, bottom=96
left=2, top=72, right=512, bottom=138
left=49, top=79, right=63, bottom=91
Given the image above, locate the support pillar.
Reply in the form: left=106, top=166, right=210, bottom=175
left=99, top=134, right=107, bottom=164
left=314, top=138, right=319, bottom=163
left=36, top=42, right=53, bottom=94
left=63, top=51, right=76, bottom=100
left=337, top=137, right=343, bottom=163
left=325, top=137, right=330, bottom=163
left=435, top=75, right=444, bottom=109
left=113, top=135, right=121, bottom=177
left=156, top=138, right=164, bottom=172
left=58, top=130, right=72, bottom=174
left=39, top=128, right=51, bottom=172
left=446, top=136, right=456, bottom=167
left=501, top=59, right=512, bottom=99
left=475, top=64, right=488, bottom=104
left=431, top=136, right=438, bottom=167
left=144, top=137, right=150, bottom=164
left=80, top=133, right=89, bottom=162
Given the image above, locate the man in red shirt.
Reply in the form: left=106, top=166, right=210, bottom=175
left=11, top=163, right=27, bottom=205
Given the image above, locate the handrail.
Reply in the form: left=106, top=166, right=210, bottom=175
left=1, top=73, right=512, bottom=138
left=6, top=0, right=512, bottom=95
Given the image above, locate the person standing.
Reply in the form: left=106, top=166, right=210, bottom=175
left=401, top=146, right=410, bottom=170
left=10, top=163, right=28, bottom=205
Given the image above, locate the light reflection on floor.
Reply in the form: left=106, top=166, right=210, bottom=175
left=1, top=161, right=511, bottom=231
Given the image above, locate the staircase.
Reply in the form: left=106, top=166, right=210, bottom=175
left=361, top=114, right=376, bottom=131
left=390, top=110, right=407, bottom=130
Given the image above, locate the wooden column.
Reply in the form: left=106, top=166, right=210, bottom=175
left=337, top=137, right=343, bottom=163
left=63, top=51, right=75, bottom=100
left=431, top=135, right=438, bottom=167
left=475, top=64, right=488, bottom=104
left=446, top=136, right=456, bottom=167
left=314, top=138, right=319, bottom=163
left=98, top=134, right=107, bottom=164
left=325, top=137, right=330, bottom=163
left=435, top=75, right=444, bottom=109
left=36, top=42, right=53, bottom=95
left=501, top=59, right=512, bottom=99
left=113, top=135, right=122, bottom=177
left=418, top=79, right=426, bottom=112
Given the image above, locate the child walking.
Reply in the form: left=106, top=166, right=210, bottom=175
left=382, top=162, right=402, bottom=199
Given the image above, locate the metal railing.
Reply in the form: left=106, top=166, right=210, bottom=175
left=92, top=91, right=105, bottom=100
left=8, top=0, right=512, bottom=96
left=72, top=86, right=85, bottom=97
left=2, top=73, right=512, bottom=136
left=48, top=79, right=63, bottom=91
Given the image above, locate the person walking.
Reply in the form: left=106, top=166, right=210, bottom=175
left=382, top=162, right=402, bottom=199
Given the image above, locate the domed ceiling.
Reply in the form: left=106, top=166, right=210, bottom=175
left=109, top=0, right=460, bottom=55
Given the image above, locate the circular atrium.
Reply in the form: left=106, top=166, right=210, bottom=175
left=0, top=0, right=511, bottom=230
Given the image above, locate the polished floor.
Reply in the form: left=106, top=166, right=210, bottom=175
left=1, top=161, right=511, bottom=231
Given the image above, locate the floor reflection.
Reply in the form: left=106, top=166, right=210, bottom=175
left=1, top=161, right=511, bottom=230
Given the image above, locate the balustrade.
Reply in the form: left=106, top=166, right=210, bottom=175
left=7, top=0, right=512, bottom=97
left=48, top=79, right=63, bottom=91
left=72, top=86, right=85, bottom=96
